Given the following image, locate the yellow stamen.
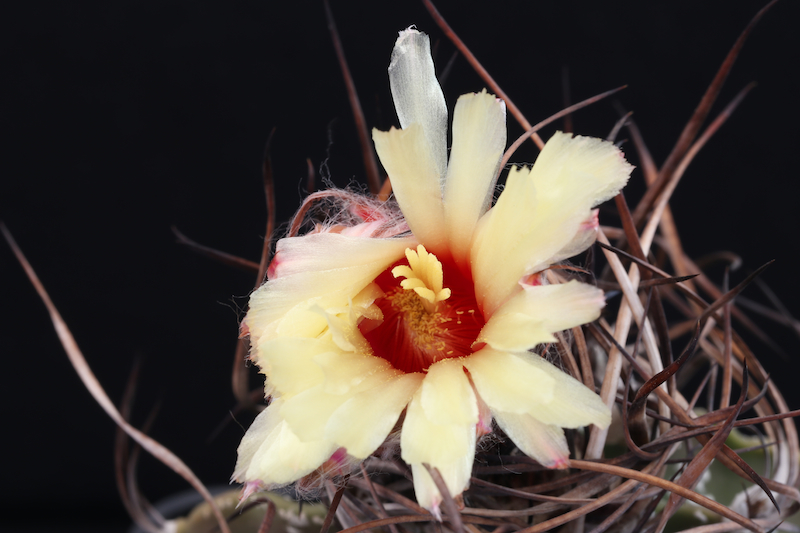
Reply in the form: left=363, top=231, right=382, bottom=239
left=384, top=288, right=452, bottom=363
left=391, top=245, right=451, bottom=313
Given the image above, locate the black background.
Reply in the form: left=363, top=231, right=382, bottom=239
left=2, top=1, right=799, bottom=531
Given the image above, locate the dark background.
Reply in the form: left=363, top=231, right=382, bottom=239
left=2, top=1, right=799, bottom=531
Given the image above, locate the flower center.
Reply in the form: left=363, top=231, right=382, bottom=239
left=360, top=245, right=485, bottom=373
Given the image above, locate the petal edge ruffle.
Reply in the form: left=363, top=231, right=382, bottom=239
left=471, top=132, right=633, bottom=316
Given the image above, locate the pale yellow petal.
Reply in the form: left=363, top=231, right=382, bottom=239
left=313, top=350, right=393, bottom=395
left=254, top=336, right=332, bottom=397
left=466, top=348, right=610, bottom=429
left=247, top=419, right=338, bottom=485
left=462, top=347, right=555, bottom=413
left=541, top=209, right=599, bottom=269
left=494, top=410, right=570, bottom=469
left=281, top=365, right=403, bottom=442
left=477, top=280, right=605, bottom=352
left=410, top=463, right=443, bottom=519
left=245, top=233, right=412, bottom=342
left=420, top=359, right=478, bottom=426
left=233, top=398, right=284, bottom=482
left=443, top=90, right=506, bottom=265
left=471, top=132, right=633, bottom=316
left=279, top=386, right=349, bottom=442
left=516, top=353, right=611, bottom=429
left=234, top=399, right=338, bottom=486
left=410, top=456, right=474, bottom=518
left=403, top=381, right=477, bottom=514
left=325, top=372, right=424, bottom=458
left=267, top=233, right=409, bottom=279
left=401, top=386, right=476, bottom=467
left=535, top=132, right=633, bottom=204
left=388, top=28, right=448, bottom=178
left=373, top=124, right=446, bottom=250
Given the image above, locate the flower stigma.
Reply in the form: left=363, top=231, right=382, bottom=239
left=392, top=245, right=451, bottom=312
left=361, top=245, right=485, bottom=374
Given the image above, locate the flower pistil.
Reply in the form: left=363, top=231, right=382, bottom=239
left=361, top=245, right=484, bottom=373
left=392, top=244, right=452, bottom=312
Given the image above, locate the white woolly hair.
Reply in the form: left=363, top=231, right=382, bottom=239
left=286, top=187, right=410, bottom=239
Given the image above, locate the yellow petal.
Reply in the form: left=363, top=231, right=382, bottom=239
left=514, top=352, right=611, bottom=429
left=477, top=280, right=605, bottom=352
left=536, top=132, right=632, bottom=204
left=280, top=365, right=401, bottom=442
left=388, top=29, right=448, bottom=178
left=313, top=349, right=392, bottom=395
left=471, top=132, right=633, bottom=316
left=254, top=336, right=332, bottom=398
left=234, top=399, right=338, bottom=486
left=420, top=359, right=478, bottom=426
left=266, top=233, right=410, bottom=279
left=402, top=382, right=477, bottom=515
left=325, top=372, right=424, bottom=458
left=544, top=209, right=599, bottom=267
left=494, top=410, right=570, bottom=469
left=250, top=419, right=338, bottom=484
left=279, top=386, right=349, bottom=442
left=462, top=347, right=555, bottom=413
left=401, top=385, right=476, bottom=468
left=409, top=463, right=443, bottom=519
left=443, top=90, right=506, bottom=265
left=373, top=124, right=446, bottom=251
left=245, top=233, right=412, bottom=342
left=410, top=457, right=473, bottom=519
left=467, top=347, right=610, bottom=429
left=233, top=398, right=284, bottom=482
